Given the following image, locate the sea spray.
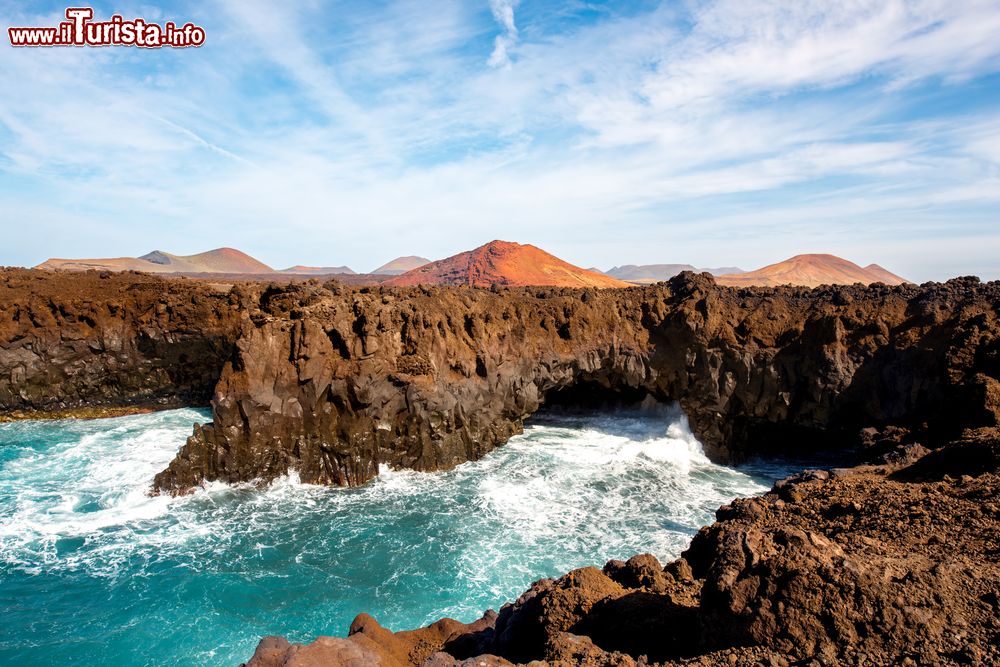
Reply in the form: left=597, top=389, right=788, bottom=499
left=0, top=405, right=797, bottom=666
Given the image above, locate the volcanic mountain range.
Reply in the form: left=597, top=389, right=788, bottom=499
left=35, top=248, right=419, bottom=277
left=33, top=241, right=909, bottom=288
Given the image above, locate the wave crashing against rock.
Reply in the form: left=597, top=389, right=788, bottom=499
left=244, top=431, right=1000, bottom=667
left=2, top=268, right=999, bottom=665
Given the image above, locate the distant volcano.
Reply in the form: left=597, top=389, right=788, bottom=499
left=605, top=264, right=745, bottom=284
left=37, top=248, right=274, bottom=274
left=280, top=265, right=356, bottom=275
left=384, top=241, right=629, bottom=288
left=371, top=256, right=431, bottom=275
left=714, top=254, right=909, bottom=288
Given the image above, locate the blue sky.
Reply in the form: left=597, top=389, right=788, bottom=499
left=1, top=0, right=999, bottom=280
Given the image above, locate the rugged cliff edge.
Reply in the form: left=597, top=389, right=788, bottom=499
left=152, top=272, right=999, bottom=494
left=242, top=429, right=1000, bottom=666
left=2, top=269, right=997, bottom=489
left=2, top=268, right=998, bottom=665
left=0, top=268, right=242, bottom=418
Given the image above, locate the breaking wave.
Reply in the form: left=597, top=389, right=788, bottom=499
left=0, top=405, right=796, bottom=665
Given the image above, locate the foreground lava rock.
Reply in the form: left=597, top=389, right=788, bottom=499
left=243, top=429, right=1000, bottom=666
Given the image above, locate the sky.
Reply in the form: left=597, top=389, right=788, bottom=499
left=1, top=1, right=999, bottom=281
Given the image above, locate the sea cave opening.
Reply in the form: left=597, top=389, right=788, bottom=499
left=539, top=380, right=660, bottom=412
left=528, top=380, right=688, bottom=443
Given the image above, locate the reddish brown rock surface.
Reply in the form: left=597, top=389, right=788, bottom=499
left=242, top=431, right=1000, bottom=667
left=3, top=267, right=997, bottom=492
left=384, top=241, right=629, bottom=288
left=0, top=268, right=242, bottom=415
left=151, top=271, right=999, bottom=493
left=715, top=253, right=909, bottom=287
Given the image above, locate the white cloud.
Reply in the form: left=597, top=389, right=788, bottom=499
left=487, top=0, right=520, bottom=68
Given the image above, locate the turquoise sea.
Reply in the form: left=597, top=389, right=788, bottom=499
left=0, top=405, right=796, bottom=665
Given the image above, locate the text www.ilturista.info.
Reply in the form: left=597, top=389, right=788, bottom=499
left=8, top=8, right=205, bottom=48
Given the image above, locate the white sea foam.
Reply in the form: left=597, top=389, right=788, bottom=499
left=0, top=404, right=800, bottom=666
left=0, top=404, right=780, bottom=590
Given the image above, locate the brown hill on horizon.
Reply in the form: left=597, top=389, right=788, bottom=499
left=385, top=241, right=630, bottom=288
left=371, top=256, right=431, bottom=275
left=715, top=254, right=909, bottom=288
left=606, top=264, right=746, bottom=284
left=280, top=265, right=356, bottom=275
left=863, top=263, right=908, bottom=285
left=37, top=248, right=274, bottom=274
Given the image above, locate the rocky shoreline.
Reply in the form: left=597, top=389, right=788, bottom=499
left=4, top=269, right=997, bottom=493
left=2, top=268, right=998, bottom=665
left=0, top=268, right=241, bottom=417
left=243, top=429, right=1000, bottom=666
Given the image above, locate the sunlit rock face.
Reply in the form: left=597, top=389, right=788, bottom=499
left=139, top=271, right=998, bottom=493
left=2, top=267, right=997, bottom=493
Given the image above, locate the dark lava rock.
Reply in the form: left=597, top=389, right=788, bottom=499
left=144, top=272, right=1000, bottom=493
left=0, top=268, right=242, bottom=417
left=245, top=432, right=1000, bottom=666
left=3, top=270, right=998, bottom=493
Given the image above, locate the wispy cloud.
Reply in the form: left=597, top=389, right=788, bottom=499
left=487, top=0, right=520, bottom=68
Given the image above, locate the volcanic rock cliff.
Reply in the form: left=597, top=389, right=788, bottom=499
left=0, top=268, right=242, bottom=418
left=151, top=272, right=1000, bottom=494
left=2, top=268, right=998, bottom=492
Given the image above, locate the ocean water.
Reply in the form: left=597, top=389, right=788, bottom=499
left=0, top=405, right=797, bottom=666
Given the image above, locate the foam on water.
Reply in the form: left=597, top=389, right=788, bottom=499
left=0, top=405, right=798, bottom=666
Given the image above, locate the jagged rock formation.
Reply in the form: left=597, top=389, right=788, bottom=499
left=243, top=430, right=1000, bottom=666
left=0, top=268, right=242, bottom=417
left=1, top=268, right=997, bottom=493
left=153, top=272, right=999, bottom=493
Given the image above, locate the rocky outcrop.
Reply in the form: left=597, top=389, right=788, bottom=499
left=154, top=273, right=1000, bottom=493
left=2, top=269, right=997, bottom=492
left=0, top=268, right=243, bottom=417
left=243, top=429, right=1000, bottom=666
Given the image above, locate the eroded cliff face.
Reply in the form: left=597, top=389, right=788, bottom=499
left=152, top=272, right=1000, bottom=493
left=0, top=269, right=242, bottom=417
left=2, top=269, right=996, bottom=492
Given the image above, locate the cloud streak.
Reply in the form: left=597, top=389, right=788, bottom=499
left=487, top=0, right=520, bottom=68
